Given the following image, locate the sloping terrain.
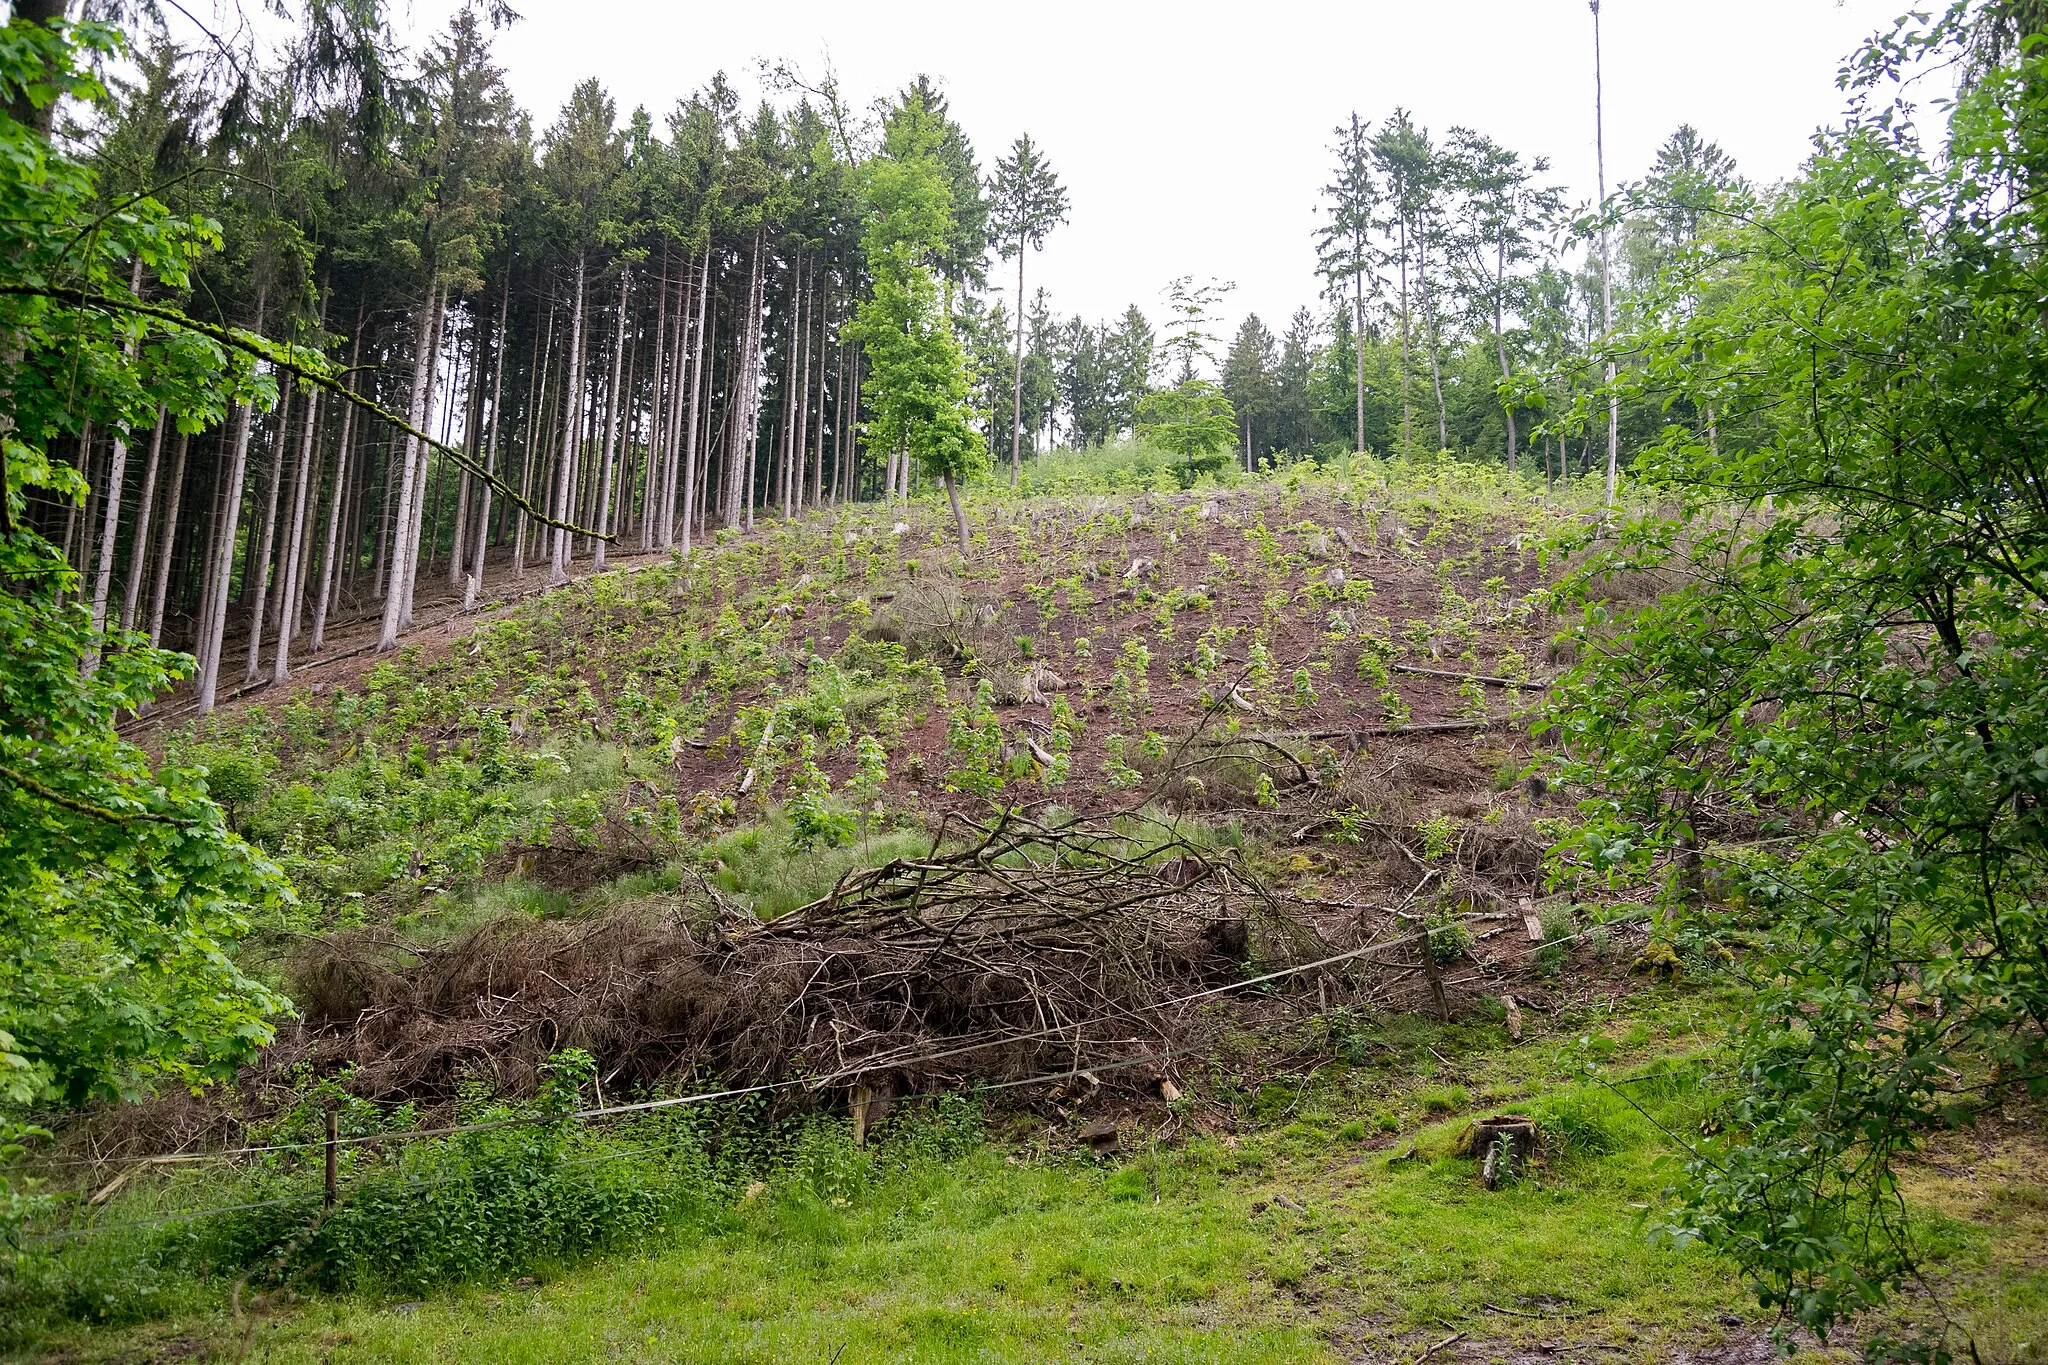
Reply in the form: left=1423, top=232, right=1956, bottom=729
left=31, top=463, right=2044, bottom=1363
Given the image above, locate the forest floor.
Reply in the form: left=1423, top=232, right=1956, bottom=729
left=20, top=458, right=2048, bottom=1363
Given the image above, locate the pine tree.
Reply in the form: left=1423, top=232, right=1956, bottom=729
left=989, top=133, right=1070, bottom=483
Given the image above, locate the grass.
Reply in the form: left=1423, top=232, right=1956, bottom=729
left=10, top=994, right=1793, bottom=1364
left=20, top=990, right=2048, bottom=1363
left=36, top=1114, right=1749, bottom=1365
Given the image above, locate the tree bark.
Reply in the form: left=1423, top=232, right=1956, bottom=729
left=550, top=253, right=587, bottom=587
left=196, top=386, right=260, bottom=713
left=241, top=384, right=293, bottom=681
left=643, top=251, right=671, bottom=551
left=593, top=268, right=630, bottom=572
left=120, top=408, right=167, bottom=633
left=465, top=280, right=510, bottom=610
left=1010, top=242, right=1026, bottom=483
left=405, top=293, right=452, bottom=620
left=378, top=286, right=442, bottom=650
left=311, top=321, right=362, bottom=652
left=1494, top=236, right=1517, bottom=472
left=272, top=381, right=322, bottom=680
left=680, top=245, right=710, bottom=554
left=1353, top=280, right=1366, bottom=456
left=146, top=428, right=188, bottom=647
left=1416, top=232, right=1449, bottom=450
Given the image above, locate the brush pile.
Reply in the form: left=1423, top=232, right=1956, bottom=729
left=278, top=812, right=1325, bottom=1108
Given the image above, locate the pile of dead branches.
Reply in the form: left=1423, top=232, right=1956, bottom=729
left=273, top=812, right=1326, bottom=1110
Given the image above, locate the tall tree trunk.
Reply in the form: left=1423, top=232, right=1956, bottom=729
left=196, top=376, right=262, bottom=711
left=680, top=246, right=710, bottom=554
left=466, top=281, right=510, bottom=611
left=447, top=324, right=480, bottom=588
left=242, top=385, right=294, bottom=681
left=272, top=382, right=322, bottom=681
left=378, top=287, right=442, bottom=651
left=517, top=301, right=555, bottom=579
left=1397, top=217, right=1412, bottom=454
left=809, top=281, right=827, bottom=509
left=1417, top=233, right=1449, bottom=450
left=1592, top=0, right=1619, bottom=507
left=84, top=261, right=148, bottom=674
left=312, top=321, right=363, bottom=651
left=1010, top=241, right=1026, bottom=484
left=411, top=299, right=456, bottom=608
left=1353, top=279, right=1366, bottom=456
left=550, top=253, right=588, bottom=587
left=594, top=269, right=630, bottom=572
left=120, top=408, right=167, bottom=632
left=146, top=428, right=189, bottom=647
left=643, top=251, right=671, bottom=551
left=1494, top=237, right=1517, bottom=472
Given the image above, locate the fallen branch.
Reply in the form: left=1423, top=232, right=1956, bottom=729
left=1391, top=663, right=1548, bottom=691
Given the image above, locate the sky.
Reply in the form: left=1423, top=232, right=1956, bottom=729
left=323, top=1, right=1906, bottom=342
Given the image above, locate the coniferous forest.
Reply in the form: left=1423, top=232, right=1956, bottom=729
left=3, top=2, right=2046, bottom=1361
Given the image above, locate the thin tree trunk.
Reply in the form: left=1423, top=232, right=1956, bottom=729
left=517, top=301, right=555, bottom=579
left=119, top=407, right=167, bottom=633
left=550, top=253, right=588, bottom=586
left=196, top=366, right=262, bottom=713
left=146, top=427, right=189, bottom=647
left=680, top=246, right=711, bottom=554
left=85, top=264, right=148, bottom=672
left=1010, top=242, right=1026, bottom=483
left=643, top=250, right=671, bottom=551
left=242, top=384, right=294, bottom=681
left=378, top=287, right=442, bottom=650
left=447, top=322, right=480, bottom=588
left=594, top=268, right=630, bottom=572
left=1494, top=236, right=1517, bottom=472
left=466, top=280, right=510, bottom=610
left=1593, top=0, right=1619, bottom=506
left=1397, top=217, right=1412, bottom=453
left=810, top=280, right=827, bottom=509
left=1417, top=233, right=1449, bottom=450
left=312, top=321, right=363, bottom=652
left=272, top=381, right=322, bottom=680
left=1353, top=279, right=1365, bottom=456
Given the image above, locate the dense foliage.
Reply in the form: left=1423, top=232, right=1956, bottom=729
left=1547, top=5, right=2048, bottom=1345
left=0, top=14, right=290, bottom=1116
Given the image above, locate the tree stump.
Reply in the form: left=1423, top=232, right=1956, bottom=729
left=1454, top=1115, right=1539, bottom=1188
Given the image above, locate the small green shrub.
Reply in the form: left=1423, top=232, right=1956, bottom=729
left=1417, top=1085, right=1470, bottom=1116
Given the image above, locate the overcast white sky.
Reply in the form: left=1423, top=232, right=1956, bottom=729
left=379, top=1, right=1903, bottom=341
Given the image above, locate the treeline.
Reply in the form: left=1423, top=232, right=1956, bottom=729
left=20, top=1, right=1746, bottom=717
left=26, top=6, right=1055, bottom=713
